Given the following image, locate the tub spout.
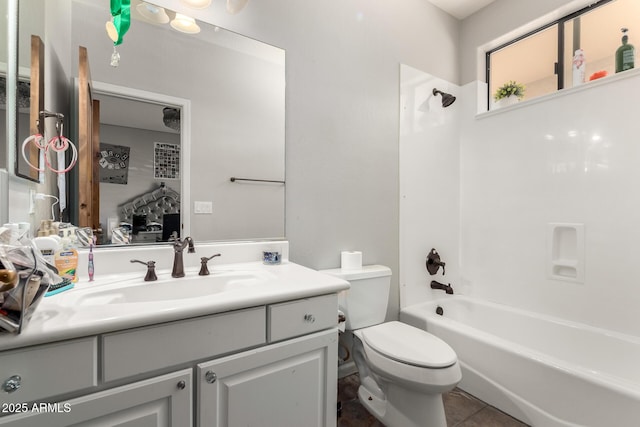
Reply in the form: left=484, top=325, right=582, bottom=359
left=430, top=280, right=454, bottom=294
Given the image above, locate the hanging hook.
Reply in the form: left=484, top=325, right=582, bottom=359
left=55, top=118, right=62, bottom=140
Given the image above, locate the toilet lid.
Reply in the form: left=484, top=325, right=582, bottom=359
left=361, top=321, right=457, bottom=368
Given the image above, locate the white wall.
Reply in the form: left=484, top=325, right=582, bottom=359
left=6, top=1, right=460, bottom=323
left=149, top=0, right=460, bottom=320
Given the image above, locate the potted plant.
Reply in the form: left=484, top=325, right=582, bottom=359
left=493, top=80, right=525, bottom=108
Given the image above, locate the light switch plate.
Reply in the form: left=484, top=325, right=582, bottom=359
left=194, top=201, right=213, bottom=214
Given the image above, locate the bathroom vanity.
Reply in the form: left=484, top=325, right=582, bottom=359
left=0, top=241, right=348, bottom=426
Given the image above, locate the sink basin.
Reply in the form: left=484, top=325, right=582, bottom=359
left=54, top=270, right=273, bottom=306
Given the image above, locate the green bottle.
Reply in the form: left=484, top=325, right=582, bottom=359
left=615, top=27, right=635, bottom=73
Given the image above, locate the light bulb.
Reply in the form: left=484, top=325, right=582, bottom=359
left=170, top=13, right=200, bottom=34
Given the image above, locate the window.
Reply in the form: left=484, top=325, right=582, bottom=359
left=487, top=0, right=639, bottom=109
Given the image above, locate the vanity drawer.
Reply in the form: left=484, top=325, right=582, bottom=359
left=268, top=294, right=337, bottom=342
left=102, top=306, right=266, bottom=382
left=0, top=337, right=98, bottom=405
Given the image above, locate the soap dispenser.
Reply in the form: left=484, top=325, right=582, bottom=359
left=615, top=27, right=635, bottom=73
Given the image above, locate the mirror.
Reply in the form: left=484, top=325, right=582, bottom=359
left=93, top=91, right=183, bottom=244
left=14, top=0, right=45, bottom=182
left=6, top=0, right=285, bottom=245
left=1, top=0, right=7, bottom=172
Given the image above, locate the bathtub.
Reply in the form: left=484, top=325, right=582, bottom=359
left=400, top=295, right=640, bottom=427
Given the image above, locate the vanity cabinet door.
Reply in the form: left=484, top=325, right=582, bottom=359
left=197, top=329, right=338, bottom=427
left=0, top=369, right=192, bottom=427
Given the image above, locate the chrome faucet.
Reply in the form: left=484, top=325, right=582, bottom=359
left=171, top=237, right=195, bottom=278
left=430, top=280, right=454, bottom=294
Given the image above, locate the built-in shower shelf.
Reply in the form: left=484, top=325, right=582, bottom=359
left=547, top=223, right=584, bottom=283
left=551, top=259, right=578, bottom=267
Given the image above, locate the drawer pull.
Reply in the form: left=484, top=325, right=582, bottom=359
left=205, top=371, right=217, bottom=384
left=303, top=314, right=316, bottom=323
left=177, top=380, right=186, bottom=390
left=3, top=375, right=21, bottom=393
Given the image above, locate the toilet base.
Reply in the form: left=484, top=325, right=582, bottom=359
left=358, top=380, right=447, bottom=427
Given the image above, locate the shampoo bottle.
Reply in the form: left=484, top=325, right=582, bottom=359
left=615, top=27, right=635, bottom=73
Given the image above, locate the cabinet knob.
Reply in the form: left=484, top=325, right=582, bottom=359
left=303, top=314, right=316, bottom=323
left=2, top=375, right=21, bottom=393
left=177, top=380, right=186, bottom=390
left=205, top=371, right=217, bottom=384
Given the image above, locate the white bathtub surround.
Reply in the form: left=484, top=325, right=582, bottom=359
left=401, top=67, right=640, bottom=334
left=399, top=70, right=640, bottom=426
left=399, top=64, right=461, bottom=308
left=458, top=71, right=640, bottom=336
left=401, top=295, right=640, bottom=427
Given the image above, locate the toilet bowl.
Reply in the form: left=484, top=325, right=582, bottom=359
left=321, top=265, right=461, bottom=427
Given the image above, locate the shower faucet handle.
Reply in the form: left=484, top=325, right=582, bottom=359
left=426, top=248, right=446, bottom=275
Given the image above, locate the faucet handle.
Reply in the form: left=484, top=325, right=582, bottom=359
left=426, top=248, right=446, bottom=275
left=199, top=254, right=222, bottom=276
left=130, top=259, right=158, bottom=281
left=186, top=237, right=196, bottom=253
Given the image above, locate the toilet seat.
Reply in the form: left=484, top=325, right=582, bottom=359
left=360, top=321, right=457, bottom=368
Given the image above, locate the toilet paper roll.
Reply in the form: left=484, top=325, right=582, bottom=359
left=341, top=251, right=362, bottom=271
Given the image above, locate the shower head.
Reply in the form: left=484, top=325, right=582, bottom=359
left=432, top=88, right=456, bottom=108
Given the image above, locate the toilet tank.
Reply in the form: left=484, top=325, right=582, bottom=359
left=320, top=265, right=392, bottom=330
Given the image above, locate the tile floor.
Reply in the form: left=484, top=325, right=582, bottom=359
left=337, top=374, right=529, bottom=427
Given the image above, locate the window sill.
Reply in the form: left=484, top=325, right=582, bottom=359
left=476, top=67, right=640, bottom=120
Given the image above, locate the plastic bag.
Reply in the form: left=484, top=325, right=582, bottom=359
left=0, top=240, right=61, bottom=333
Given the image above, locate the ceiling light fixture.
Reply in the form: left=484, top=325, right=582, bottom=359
left=163, top=107, right=181, bottom=131
left=226, top=0, right=249, bottom=14
left=180, top=0, right=212, bottom=9
left=136, top=2, right=170, bottom=24
left=170, top=13, right=201, bottom=34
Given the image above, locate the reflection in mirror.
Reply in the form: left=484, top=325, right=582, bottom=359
left=91, top=85, right=185, bottom=245
left=17, top=35, right=44, bottom=182
left=1, top=0, right=6, bottom=172
left=7, top=0, right=285, bottom=247
left=15, top=0, right=45, bottom=182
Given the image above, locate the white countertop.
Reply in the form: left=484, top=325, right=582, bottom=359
left=0, top=259, right=349, bottom=352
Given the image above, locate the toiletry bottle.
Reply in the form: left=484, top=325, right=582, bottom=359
left=572, top=49, right=585, bottom=86
left=616, top=28, right=635, bottom=73
left=55, top=248, right=79, bottom=283
left=88, top=237, right=95, bottom=281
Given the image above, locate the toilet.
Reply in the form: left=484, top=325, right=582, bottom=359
left=321, top=265, right=461, bottom=427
